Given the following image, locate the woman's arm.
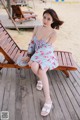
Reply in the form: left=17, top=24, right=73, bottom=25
left=47, top=31, right=57, bottom=45
left=22, top=26, right=38, bottom=62
left=27, top=26, right=38, bottom=57
left=32, top=26, right=38, bottom=38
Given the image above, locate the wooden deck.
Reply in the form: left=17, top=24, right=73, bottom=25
left=0, top=65, right=80, bottom=120
left=0, top=14, right=41, bottom=29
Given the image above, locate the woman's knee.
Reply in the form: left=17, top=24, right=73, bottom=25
left=30, top=62, right=38, bottom=68
left=30, top=62, right=39, bottom=73
left=28, top=60, right=33, bottom=67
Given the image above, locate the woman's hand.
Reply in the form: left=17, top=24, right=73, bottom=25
left=22, top=56, right=30, bottom=62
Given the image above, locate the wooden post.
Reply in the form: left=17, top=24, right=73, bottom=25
left=7, top=0, right=11, bottom=15
left=1, top=0, right=20, bottom=33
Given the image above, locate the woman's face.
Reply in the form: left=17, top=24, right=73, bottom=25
left=43, top=13, right=53, bottom=27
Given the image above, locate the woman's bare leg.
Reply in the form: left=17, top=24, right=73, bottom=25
left=30, top=62, right=52, bottom=115
left=28, top=61, right=43, bottom=90
left=29, top=61, right=51, bottom=103
left=38, top=68, right=52, bottom=103
left=28, top=61, right=39, bottom=76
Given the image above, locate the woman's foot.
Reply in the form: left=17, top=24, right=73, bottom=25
left=41, top=101, right=53, bottom=116
left=36, top=80, right=43, bottom=91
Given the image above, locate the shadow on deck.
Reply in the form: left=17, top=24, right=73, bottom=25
left=0, top=65, right=80, bottom=120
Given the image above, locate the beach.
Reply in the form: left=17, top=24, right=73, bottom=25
left=0, top=0, right=80, bottom=65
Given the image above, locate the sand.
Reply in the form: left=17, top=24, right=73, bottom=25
left=0, top=0, right=80, bottom=65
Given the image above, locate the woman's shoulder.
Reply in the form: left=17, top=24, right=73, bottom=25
left=33, top=25, right=43, bottom=33
left=34, top=25, right=42, bottom=29
left=33, top=26, right=42, bottom=36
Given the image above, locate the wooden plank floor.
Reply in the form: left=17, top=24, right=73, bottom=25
left=0, top=66, right=80, bottom=120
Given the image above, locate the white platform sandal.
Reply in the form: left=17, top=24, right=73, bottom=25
left=41, top=102, right=53, bottom=116
left=36, top=80, right=43, bottom=91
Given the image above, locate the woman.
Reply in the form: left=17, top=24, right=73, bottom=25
left=22, top=8, right=63, bottom=116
